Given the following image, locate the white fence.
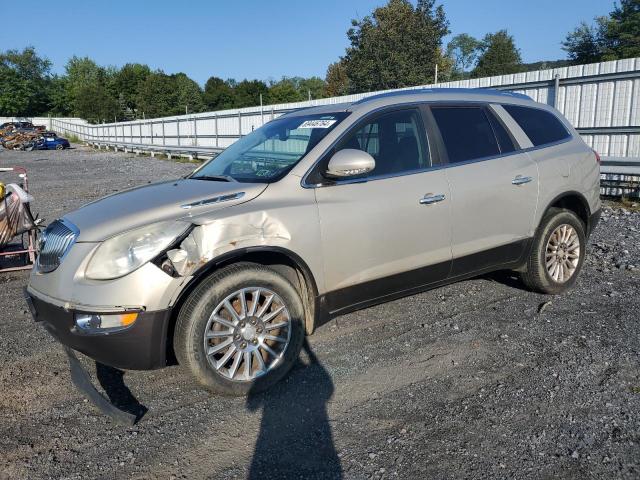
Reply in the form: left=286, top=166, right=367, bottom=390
left=51, top=57, right=640, bottom=158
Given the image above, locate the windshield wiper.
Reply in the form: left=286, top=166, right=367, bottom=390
left=191, top=174, right=237, bottom=182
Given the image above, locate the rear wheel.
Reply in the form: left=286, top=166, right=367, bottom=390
left=174, top=263, right=305, bottom=395
left=520, top=208, right=586, bottom=294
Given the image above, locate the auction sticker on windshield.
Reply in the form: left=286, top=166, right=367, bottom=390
left=298, top=119, right=337, bottom=129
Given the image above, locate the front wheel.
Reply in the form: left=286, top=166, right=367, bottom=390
left=520, top=208, right=586, bottom=294
left=55, top=144, right=64, bottom=150
left=174, top=263, right=305, bottom=395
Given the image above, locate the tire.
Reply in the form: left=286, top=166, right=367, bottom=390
left=520, top=208, right=586, bottom=294
left=56, top=144, right=64, bottom=150
left=174, top=263, right=305, bottom=396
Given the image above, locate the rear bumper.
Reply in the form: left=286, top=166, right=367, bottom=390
left=588, top=208, right=601, bottom=238
left=26, top=292, right=171, bottom=370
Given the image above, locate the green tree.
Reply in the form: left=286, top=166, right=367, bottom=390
left=75, top=83, right=119, bottom=123
left=203, top=76, right=236, bottom=110
left=267, top=78, right=302, bottom=104
left=563, top=0, right=640, bottom=63
left=0, top=47, right=52, bottom=116
left=112, top=63, right=151, bottom=118
left=325, top=60, right=350, bottom=96
left=234, top=79, right=269, bottom=108
left=562, top=20, right=606, bottom=64
left=174, top=73, right=204, bottom=114
left=65, top=56, right=118, bottom=121
left=472, top=30, right=522, bottom=78
left=47, top=75, right=72, bottom=117
left=446, top=33, right=481, bottom=78
left=298, top=77, right=327, bottom=100
left=342, top=0, right=449, bottom=93
left=604, top=0, right=640, bottom=59
left=136, top=71, right=178, bottom=118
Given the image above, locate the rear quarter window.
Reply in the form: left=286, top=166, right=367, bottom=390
left=502, top=104, right=570, bottom=147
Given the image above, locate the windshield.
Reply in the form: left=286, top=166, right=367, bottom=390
left=190, top=112, right=349, bottom=183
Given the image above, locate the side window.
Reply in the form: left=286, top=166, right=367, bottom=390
left=502, top=104, right=570, bottom=146
left=336, top=109, right=429, bottom=177
left=431, top=106, right=500, bottom=163
left=486, top=109, right=518, bottom=154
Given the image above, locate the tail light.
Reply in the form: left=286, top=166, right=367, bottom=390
left=593, top=150, right=601, bottom=164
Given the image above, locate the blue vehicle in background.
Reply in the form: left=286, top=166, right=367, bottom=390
left=31, top=132, right=71, bottom=150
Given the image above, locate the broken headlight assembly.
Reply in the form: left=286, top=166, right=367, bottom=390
left=85, top=220, right=191, bottom=280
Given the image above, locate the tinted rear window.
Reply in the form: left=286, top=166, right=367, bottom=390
left=431, top=106, right=500, bottom=163
left=502, top=104, right=570, bottom=146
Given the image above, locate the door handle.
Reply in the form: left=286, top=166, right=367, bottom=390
left=512, top=175, right=533, bottom=185
left=419, top=193, right=446, bottom=205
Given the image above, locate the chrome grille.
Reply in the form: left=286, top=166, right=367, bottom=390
left=37, top=220, right=79, bottom=273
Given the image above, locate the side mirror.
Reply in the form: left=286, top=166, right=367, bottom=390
left=326, top=149, right=376, bottom=178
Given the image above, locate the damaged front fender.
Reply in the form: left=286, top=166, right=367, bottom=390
left=166, top=211, right=292, bottom=277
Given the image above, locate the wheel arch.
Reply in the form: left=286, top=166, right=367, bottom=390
left=540, top=190, right=591, bottom=232
left=165, top=246, right=320, bottom=364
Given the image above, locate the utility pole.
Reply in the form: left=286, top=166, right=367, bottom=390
left=308, top=89, right=312, bottom=101
left=260, top=93, right=264, bottom=126
left=185, top=105, right=188, bottom=115
left=434, top=63, right=438, bottom=84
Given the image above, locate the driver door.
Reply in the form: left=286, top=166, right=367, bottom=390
left=312, top=107, right=453, bottom=315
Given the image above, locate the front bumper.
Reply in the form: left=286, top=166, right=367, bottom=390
left=26, top=292, right=172, bottom=370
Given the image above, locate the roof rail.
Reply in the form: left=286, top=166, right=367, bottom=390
left=352, top=87, right=531, bottom=105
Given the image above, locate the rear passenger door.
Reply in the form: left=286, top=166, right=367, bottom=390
left=428, top=104, right=539, bottom=276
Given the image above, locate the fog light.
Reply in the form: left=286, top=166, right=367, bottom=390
left=75, top=312, right=138, bottom=333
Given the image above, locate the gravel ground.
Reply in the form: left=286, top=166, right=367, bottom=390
left=0, top=146, right=639, bottom=480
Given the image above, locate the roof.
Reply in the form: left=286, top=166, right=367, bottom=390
left=352, top=87, right=531, bottom=105
left=282, top=88, right=536, bottom=118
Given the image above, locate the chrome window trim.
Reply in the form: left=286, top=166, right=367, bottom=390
left=433, top=135, right=574, bottom=170
left=303, top=165, right=444, bottom=188
left=519, top=135, right=574, bottom=154
left=302, top=127, right=574, bottom=189
left=300, top=99, right=576, bottom=189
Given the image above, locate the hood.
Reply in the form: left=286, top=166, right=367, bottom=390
left=64, top=179, right=268, bottom=241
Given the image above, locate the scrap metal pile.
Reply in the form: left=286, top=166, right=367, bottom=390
left=0, top=121, right=70, bottom=151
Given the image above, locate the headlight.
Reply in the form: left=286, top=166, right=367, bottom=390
left=85, top=221, right=190, bottom=280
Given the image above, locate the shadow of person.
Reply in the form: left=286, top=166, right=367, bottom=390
left=95, top=362, right=148, bottom=423
left=246, top=339, right=342, bottom=479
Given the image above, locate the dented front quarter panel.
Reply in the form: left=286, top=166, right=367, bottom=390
left=167, top=173, right=326, bottom=296
left=27, top=174, right=324, bottom=313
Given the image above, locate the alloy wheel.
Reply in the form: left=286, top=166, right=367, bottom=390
left=203, top=287, right=292, bottom=382
left=545, top=224, right=581, bottom=283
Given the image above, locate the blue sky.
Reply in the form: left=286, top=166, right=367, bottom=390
left=2, top=0, right=612, bottom=85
